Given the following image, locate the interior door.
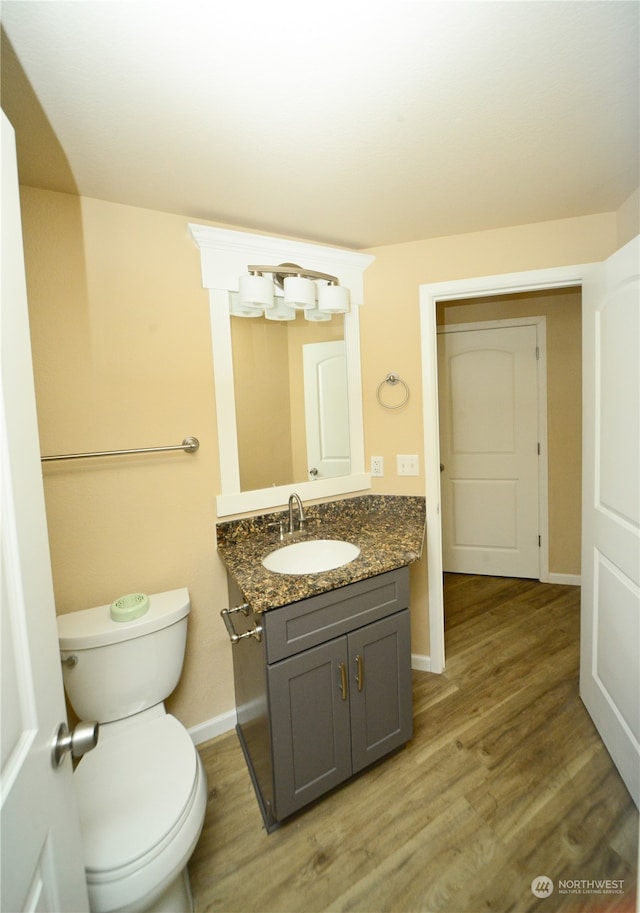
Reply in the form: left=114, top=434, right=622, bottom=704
left=303, top=340, right=350, bottom=480
left=438, top=323, right=540, bottom=577
left=580, top=234, right=639, bottom=808
left=1, top=112, right=89, bottom=913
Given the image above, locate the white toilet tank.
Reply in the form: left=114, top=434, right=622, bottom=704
left=57, top=588, right=190, bottom=723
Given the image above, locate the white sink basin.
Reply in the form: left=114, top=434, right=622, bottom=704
left=262, top=539, right=360, bottom=575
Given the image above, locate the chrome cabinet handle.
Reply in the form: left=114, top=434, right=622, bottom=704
left=355, top=654, right=363, bottom=692
left=338, top=662, right=348, bottom=700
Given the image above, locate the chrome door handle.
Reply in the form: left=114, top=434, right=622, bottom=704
left=52, top=720, right=99, bottom=768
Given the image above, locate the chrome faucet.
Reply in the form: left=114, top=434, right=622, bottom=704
left=288, top=492, right=306, bottom=535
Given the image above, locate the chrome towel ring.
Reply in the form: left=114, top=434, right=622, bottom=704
left=376, top=372, right=410, bottom=410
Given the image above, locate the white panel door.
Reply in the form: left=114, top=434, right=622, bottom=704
left=438, top=323, right=540, bottom=577
left=303, top=340, right=350, bottom=480
left=580, top=235, right=639, bottom=808
left=1, top=112, right=89, bottom=913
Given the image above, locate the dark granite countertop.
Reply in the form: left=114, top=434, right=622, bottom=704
left=216, top=494, right=426, bottom=613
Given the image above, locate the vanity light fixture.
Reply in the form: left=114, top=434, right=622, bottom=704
left=229, top=291, right=263, bottom=318
left=304, top=305, right=332, bottom=322
left=237, top=272, right=274, bottom=310
left=265, top=298, right=297, bottom=321
left=236, top=263, right=350, bottom=319
left=284, top=273, right=316, bottom=310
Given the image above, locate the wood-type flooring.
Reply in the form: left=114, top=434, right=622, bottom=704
left=189, top=574, right=638, bottom=913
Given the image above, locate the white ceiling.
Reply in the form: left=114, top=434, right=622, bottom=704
left=1, top=0, right=638, bottom=249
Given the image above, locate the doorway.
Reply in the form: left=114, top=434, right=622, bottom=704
left=420, top=268, right=586, bottom=674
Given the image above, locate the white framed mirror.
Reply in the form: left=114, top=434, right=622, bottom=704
left=189, top=224, right=374, bottom=516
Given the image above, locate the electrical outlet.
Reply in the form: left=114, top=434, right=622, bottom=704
left=370, top=456, right=384, bottom=477
left=397, top=454, right=419, bottom=476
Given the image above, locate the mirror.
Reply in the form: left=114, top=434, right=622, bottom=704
left=232, top=310, right=348, bottom=490
left=189, top=224, right=374, bottom=516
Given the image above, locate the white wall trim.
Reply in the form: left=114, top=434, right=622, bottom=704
left=411, top=653, right=432, bottom=672
left=217, top=473, right=371, bottom=517
left=548, top=573, right=581, bottom=586
left=189, top=709, right=236, bottom=746
left=189, top=223, right=375, bottom=517
left=189, top=223, right=374, bottom=298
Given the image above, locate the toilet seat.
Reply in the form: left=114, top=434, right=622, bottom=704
left=74, top=714, right=207, bottom=913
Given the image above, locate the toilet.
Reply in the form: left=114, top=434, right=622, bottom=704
left=57, top=588, right=207, bottom=913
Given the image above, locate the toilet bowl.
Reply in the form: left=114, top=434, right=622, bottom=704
left=74, top=713, right=207, bottom=913
left=57, top=589, right=207, bottom=913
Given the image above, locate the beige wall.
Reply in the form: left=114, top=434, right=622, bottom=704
left=19, top=186, right=627, bottom=732
left=359, top=214, right=619, bottom=658
left=617, top=187, right=640, bottom=248
left=20, top=188, right=229, bottom=730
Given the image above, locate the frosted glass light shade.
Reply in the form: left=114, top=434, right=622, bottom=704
left=265, top=298, right=296, bottom=321
left=229, top=291, right=262, bottom=318
left=304, top=305, right=331, bottom=322
left=318, top=283, right=350, bottom=313
left=238, top=273, right=274, bottom=309
left=284, top=275, right=316, bottom=310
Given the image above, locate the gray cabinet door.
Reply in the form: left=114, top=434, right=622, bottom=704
left=348, top=609, right=413, bottom=774
left=268, top=637, right=352, bottom=820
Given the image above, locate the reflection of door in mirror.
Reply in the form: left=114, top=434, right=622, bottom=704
left=232, top=314, right=346, bottom=491
left=303, top=341, right=349, bottom=480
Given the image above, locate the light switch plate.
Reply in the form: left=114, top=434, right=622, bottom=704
left=397, top=454, right=419, bottom=476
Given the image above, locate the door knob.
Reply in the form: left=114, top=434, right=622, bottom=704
left=440, top=463, right=445, bottom=472
left=51, top=720, right=99, bottom=768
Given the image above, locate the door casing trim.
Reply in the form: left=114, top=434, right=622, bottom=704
left=420, top=265, right=590, bottom=674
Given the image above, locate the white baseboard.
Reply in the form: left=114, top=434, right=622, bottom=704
left=190, top=633, right=554, bottom=744
left=548, top=573, right=581, bottom=586
left=411, top=653, right=432, bottom=672
left=188, top=709, right=236, bottom=746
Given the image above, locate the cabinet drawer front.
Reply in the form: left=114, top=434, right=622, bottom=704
left=264, top=568, right=409, bottom=663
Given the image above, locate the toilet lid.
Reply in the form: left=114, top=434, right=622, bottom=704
left=74, top=715, right=198, bottom=875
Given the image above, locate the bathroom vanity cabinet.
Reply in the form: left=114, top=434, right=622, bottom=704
left=226, top=567, right=412, bottom=830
